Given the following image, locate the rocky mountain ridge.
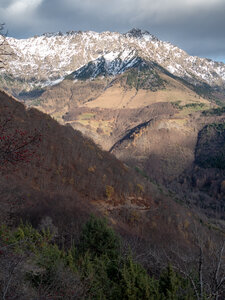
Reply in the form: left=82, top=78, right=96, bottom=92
left=1, top=28, right=225, bottom=91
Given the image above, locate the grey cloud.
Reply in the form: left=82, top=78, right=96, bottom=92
left=0, top=0, right=224, bottom=62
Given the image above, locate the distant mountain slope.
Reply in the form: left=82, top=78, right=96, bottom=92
left=24, top=59, right=209, bottom=151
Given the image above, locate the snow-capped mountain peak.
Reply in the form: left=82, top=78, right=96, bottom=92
left=2, top=29, right=225, bottom=89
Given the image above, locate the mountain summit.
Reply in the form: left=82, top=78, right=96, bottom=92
left=124, top=28, right=158, bottom=41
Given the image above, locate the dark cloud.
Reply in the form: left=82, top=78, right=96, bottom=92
left=0, top=0, right=224, bottom=62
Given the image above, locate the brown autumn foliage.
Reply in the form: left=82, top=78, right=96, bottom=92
left=0, top=90, right=146, bottom=226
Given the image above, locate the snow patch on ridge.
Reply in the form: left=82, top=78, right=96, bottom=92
left=72, top=49, right=142, bottom=79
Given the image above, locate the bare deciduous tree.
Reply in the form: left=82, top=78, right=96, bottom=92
left=0, top=23, right=9, bottom=70
left=166, top=226, right=225, bottom=300
left=0, top=238, right=30, bottom=299
left=0, top=106, right=42, bottom=172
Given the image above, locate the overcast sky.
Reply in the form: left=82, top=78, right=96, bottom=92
left=0, top=0, right=224, bottom=63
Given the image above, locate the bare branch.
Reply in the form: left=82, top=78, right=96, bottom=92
left=0, top=23, right=12, bottom=70
left=215, top=241, right=225, bottom=285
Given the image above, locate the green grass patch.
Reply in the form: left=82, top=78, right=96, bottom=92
left=78, top=113, right=95, bottom=120
left=172, top=101, right=207, bottom=112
